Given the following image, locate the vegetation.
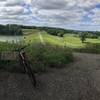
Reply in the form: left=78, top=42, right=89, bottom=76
left=24, top=30, right=100, bottom=48
left=78, top=32, right=99, bottom=43
left=0, top=24, right=100, bottom=37
left=25, top=43, right=73, bottom=72
left=0, top=25, right=100, bottom=73
left=79, top=33, right=87, bottom=43
left=0, top=42, right=73, bottom=72
left=1, top=24, right=99, bottom=36
left=86, top=32, right=99, bottom=39
left=74, top=43, right=100, bottom=54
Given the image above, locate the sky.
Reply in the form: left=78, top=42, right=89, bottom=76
left=0, top=0, right=100, bottom=31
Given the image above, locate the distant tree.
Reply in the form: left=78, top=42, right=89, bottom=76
left=86, top=32, right=99, bottom=39
left=79, top=32, right=87, bottom=43
left=58, top=33, right=64, bottom=37
left=58, top=30, right=64, bottom=37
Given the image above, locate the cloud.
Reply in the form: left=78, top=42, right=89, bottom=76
left=31, top=0, right=87, bottom=25
left=30, top=0, right=100, bottom=31
left=0, top=6, right=24, bottom=15
left=5, top=0, right=23, bottom=6
left=0, top=0, right=32, bottom=25
left=90, top=8, right=100, bottom=25
left=0, top=0, right=100, bottom=31
left=33, top=0, right=67, bottom=9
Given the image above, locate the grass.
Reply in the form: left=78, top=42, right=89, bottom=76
left=0, top=29, right=99, bottom=51
left=74, top=43, right=100, bottom=54
left=24, top=29, right=100, bottom=48
left=0, top=29, right=99, bottom=73
left=0, top=42, right=15, bottom=52
left=25, top=43, right=73, bottom=72
left=0, top=42, right=73, bottom=73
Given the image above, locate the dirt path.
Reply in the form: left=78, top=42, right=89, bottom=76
left=0, top=53, right=100, bottom=100
left=38, top=32, right=45, bottom=45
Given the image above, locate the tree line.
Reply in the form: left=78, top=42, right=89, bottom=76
left=0, top=24, right=100, bottom=37
left=20, top=25, right=100, bottom=38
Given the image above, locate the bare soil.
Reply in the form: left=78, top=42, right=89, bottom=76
left=0, top=53, right=100, bottom=100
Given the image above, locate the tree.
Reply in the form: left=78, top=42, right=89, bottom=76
left=57, top=30, right=64, bottom=37
left=79, top=32, right=87, bottom=43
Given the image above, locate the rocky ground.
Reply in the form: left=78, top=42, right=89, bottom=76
left=0, top=53, right=100, bottom=100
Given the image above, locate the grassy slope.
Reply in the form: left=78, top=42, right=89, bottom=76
left=24, top=29, right=100, bottom=48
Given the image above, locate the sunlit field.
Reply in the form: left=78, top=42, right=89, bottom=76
left=24, top=29, right=100, bottom=48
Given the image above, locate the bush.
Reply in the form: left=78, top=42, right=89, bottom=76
left=86, top=33, right=99, bottom=39
left=0, top=42, right=73, bottom=73
left=26, top=43, right=73, bottom=72
left=84, top=44, right=100, bottom=53
left=74, top=43, right=100, bottom=54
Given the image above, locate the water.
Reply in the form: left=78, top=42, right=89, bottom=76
left=0, top=35, right=24, bottom=43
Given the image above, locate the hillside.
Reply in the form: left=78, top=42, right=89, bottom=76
left=23, top=29, right=100, bottom=48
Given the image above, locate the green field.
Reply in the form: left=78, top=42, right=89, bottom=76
left=24, top=29, right=100, bottom=48
left=0, top=29, right=100, bottom=53
left=0, top=29, right=100, bottom=72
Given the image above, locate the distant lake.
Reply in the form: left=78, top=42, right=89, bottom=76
left=0, top=35, right=24, bottom=42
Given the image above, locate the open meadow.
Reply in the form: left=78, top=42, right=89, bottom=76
left=24, top=29, right=100, bottom=48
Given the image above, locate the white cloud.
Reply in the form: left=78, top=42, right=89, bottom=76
left=0, top=0, right=100, bottom=31
left=0, top=6, right=24, bottom=15
left=0, top=0, right=32, bottom=25
left=87, top=8, right=100, bottom=25
left=5, top=0, right=23, bottom=6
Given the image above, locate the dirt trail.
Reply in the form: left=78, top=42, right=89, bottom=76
left=0, top=53, right=100, bottom=100
left=38, top=32, right=45, bottom=45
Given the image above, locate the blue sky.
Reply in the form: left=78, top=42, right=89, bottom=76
left=0, top=0, right=100, bottom=31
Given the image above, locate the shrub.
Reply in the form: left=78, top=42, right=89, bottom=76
left=86, top=33, right=99, bottom=39
left=74, top=43, right=100, bottom=54
left=0, top=42, right=73, bottom=73
left=84, top=44, right=100, bottom=53
left=25, top=43, right=73, bottom=72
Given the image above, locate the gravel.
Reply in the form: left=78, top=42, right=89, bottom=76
left=0, top=53, right=100, bottom=100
